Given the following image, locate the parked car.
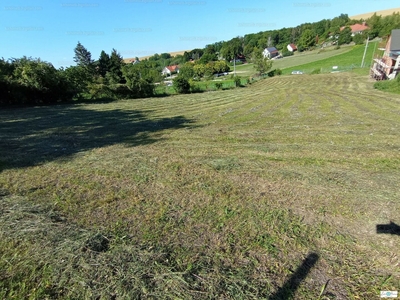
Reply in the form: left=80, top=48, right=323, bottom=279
left=291, top=70, right=303, bottom=75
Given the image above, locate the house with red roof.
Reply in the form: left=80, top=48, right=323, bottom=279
left=162, top=65, right=180, bottom=76
left=340, top=22, right=369, bottom=36
left=287, top=44, right=297, bottom=52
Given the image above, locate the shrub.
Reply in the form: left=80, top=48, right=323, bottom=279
left=173, top=76, right=191, bottom=94
left=215, top=82, right=223, bottom=90
left=190, top=82, right=204, bottom=93
left=267, top=69, right=282, bottom=77
left=311, top=68, right=321, bottom=74
left=234, top=76, right=242, bottom=87
left=353, top=34, right=365, bottom=45
left=282, top=50, right=294, bottom=57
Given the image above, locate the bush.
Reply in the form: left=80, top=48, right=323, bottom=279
left=311, top=68, right=321, bottom=74
left=353, top=34, right=365, bottom=45
left=215, top=82, right=223, bottom=90
left=173, top=76, right=191, bottom=94
left=189, top=82, right=204, bottom=93
left=267, top=69, right=282, bottom=77
left=282, top=50, right=294, bottom=57
left=234, top=76, right=242, bottom=87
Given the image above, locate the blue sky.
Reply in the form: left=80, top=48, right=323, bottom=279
left=1, top=0, right=399, bottom=68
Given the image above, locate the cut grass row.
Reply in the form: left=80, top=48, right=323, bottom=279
left=0, top=72, right=399, bottom=299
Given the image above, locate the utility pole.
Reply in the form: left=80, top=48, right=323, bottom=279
left=234, top=53, right=236, bottom=77
left=361, top=36, right=369, bottom=68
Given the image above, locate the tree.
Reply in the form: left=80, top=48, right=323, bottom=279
left=108, top=49, right=124, bottom=84
left=178, top=62, right=194, bottom=80
left=199, top=52, right=217, bottom=64
left=251, top=48, right=273, bottom=75
left=193, top=64, right=205, bottom=79
left=214, top=60, right=230, bottom=73
left=173, top=75, right=190, bottom=94
left=10, top=57, right=71, bottom=103
left=338, top=27, right=352, bottom=45
left=298, top=29, right=316, bottom=51
left=220, top=37, right=243, bottom=61
left=353, top=34, right=365, bottom=45
left=61, top=65, right=93, bottom=97
left=73, top=42, right=94, bottom=68
left=121, top=64, right=154, bottom=97
left=0, top=58, right=15, bottom=104
left=97, top=50, right=110, bottom=77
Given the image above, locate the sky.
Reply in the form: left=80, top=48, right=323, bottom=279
left=1, top=0, right=399, bottom=68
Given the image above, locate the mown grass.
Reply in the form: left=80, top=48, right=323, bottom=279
left=1, top=72, right=399, bottom=299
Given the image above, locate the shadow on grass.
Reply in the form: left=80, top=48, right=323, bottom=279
left=0, top=104, right=196, bottom=170
left=376, top=222, right=400, bottom=236
left=269, top=252, right=319, bottom=300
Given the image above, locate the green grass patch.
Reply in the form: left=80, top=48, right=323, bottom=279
left=374, top=77, right=400, bottom=94
left=282, top=42, right=378, bottom=75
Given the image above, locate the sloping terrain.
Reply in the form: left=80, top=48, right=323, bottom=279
left=1, top=73, right=399, bottom=299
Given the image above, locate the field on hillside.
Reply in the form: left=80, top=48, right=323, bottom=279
left=351, top=7, right=400, bottom=20
left=230, top=46, right=352, bottom=77
left=281, top=42, right=379, bottom=75
left=1, top=73, right=400, bottom=299
left=233, top=43, right=376, bottom=78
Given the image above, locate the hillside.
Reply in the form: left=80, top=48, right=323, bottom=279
left=123, top=49, right=189, bottom=63
left=350, top=7, right=400, bottom=20
left=123, top=8, right=400, bottom=63
left=1, top=72, right=399, bottom=299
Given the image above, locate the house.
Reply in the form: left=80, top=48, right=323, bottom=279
left=263, top=47, right=279, bottom=59
left=370, top=29, right=400, bottom=80
left=128, top=59, right=140, bottom=65
left=287, top=44, right=297, bottom=52
left=340, top=22, right=369, bottom=36
left=230, top=54, right=246, bottom=63
left=162, top=65, right=180, bottom=76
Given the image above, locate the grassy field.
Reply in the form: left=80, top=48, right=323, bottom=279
left=281, top=42, right=380, bottom=75
left=233, top=45, right=354, bottom=77
left=233, top=43, right=377, bottom=78
left=1, top=72, right=400, bottom=299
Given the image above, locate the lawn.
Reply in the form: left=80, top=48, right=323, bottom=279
left=233, top=44, right=354, bottom=77
left=281, top=42, right=379, bottom=75
left=1, top=72, right=399, bottom=299
left=233, top=42, right=379, bottom=77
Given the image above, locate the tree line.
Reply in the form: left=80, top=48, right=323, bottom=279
left=212, top=12, right=400, bottom=60
left=1, top=12, right=399, bottom=105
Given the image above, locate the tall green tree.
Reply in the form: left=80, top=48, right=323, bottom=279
left=297, top=29, right=316, bottom=51
left=73, top=42, right=94, bottom=68
left=338, top=27, right=352, bottom=45
left=107, top=49, right=124, bottom=84
left=220, top=37, right=244, bottom=61
left=97, top=50, right=110, bottom=77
